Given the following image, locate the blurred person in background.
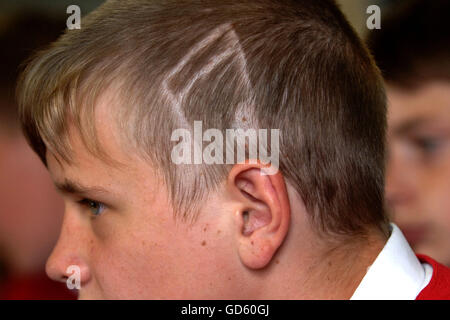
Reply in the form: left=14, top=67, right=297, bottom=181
left=367, top=0, right=450, bottom=266
left=0, top=12, right=75, bottom=299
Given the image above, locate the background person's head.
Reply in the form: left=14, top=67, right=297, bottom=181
left=18, top=0, right=389, bottom=299
left=367, top=0, right=450, bottom=266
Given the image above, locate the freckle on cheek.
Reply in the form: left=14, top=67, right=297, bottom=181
left=201, top=240, right=206, bottom=246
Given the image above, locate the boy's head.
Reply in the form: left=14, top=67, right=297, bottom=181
left=18, top=0, right=388, bottom=298
left=368, top=0, right=450, bottom=266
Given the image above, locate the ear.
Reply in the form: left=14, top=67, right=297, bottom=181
left=227, top=162, right=291, bottom=269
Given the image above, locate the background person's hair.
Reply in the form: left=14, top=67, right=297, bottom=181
left=366, top=0, right=450, bottom=89
left=17, top=0, right=389, bottom=240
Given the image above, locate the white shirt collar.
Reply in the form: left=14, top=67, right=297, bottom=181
left=350, top=223, right=433, bottom=300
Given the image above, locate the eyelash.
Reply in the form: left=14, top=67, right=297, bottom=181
left=77, top=198, right=106, bottom=217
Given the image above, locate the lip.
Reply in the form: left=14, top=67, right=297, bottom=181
left=400, top=225, right=428, bottom=247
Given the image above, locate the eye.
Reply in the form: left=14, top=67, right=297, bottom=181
left=78, top=198, right=106, bottom=217
left=412, top=137, right=441, bottom=154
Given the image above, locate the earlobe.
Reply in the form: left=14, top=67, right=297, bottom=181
left=228, top=162, right=291, bottom=269
left=238, top=235, right=277, bottom=269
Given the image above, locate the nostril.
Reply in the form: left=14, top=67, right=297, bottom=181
left=45, top=256, right=72, bottom=284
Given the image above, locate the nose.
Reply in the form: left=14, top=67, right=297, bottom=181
left=46, top=212, right=91, bottom=288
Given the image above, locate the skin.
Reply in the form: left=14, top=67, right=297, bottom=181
left=386, top=81, right=450, bottom=266
left=45, top=90, right=386, bottom=299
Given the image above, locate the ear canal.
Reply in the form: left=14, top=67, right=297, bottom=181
left=242, top=211, right=251, bottom=236
left=241, top=209, right=271, bottom=236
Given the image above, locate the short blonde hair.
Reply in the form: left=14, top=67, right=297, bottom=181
left=18, top=0, right=388, bottom=238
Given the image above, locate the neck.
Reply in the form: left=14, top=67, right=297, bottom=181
left=308, top=231, right=387, bottom=299
left=258, top=227, right=388, bottom=299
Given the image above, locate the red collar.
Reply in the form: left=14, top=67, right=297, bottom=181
left=416, top=254, right=450, bottom=300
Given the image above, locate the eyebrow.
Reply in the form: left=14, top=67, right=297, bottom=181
left=54, top=179, right=111, bottom=197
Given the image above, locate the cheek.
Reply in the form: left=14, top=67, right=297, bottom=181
left=89, top=229, right=174, bottom=298
left=426, top=181, right=450, bottom=227
left=90, top=223, right=240, bottom=299
left=423, top=160, right=450, bottom=219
